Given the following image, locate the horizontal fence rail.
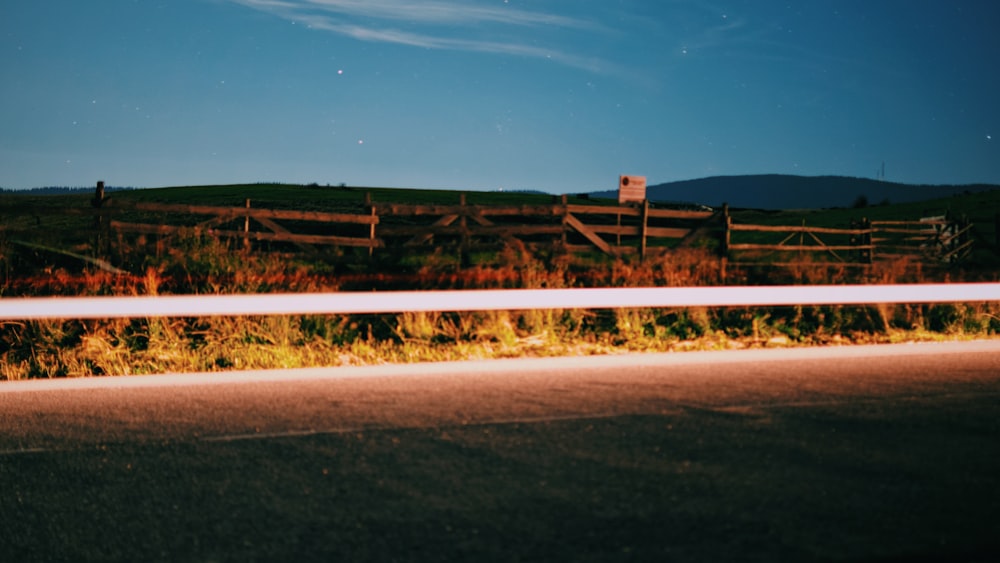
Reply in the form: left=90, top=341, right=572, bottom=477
left=2, top=284, right=999, bottom=320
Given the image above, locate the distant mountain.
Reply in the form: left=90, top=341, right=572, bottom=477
left=587, top=175, right=998, bottom=210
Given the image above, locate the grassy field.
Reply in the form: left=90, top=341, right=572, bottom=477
left=1, top=184, right=999, bottom=379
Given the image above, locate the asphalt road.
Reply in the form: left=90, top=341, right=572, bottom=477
left=2, top=341, right=1000, bottom=562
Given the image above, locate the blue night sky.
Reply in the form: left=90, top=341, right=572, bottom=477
left=2, top=1, right=999, bottom=193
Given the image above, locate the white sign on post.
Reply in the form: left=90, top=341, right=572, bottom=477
left=618, top=175, right=647, bottom=204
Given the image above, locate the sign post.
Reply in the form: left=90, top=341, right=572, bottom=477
left=618, top=175, right=647, bottom=204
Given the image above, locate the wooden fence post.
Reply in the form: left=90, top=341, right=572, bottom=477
left=560, top=194, right=568, bottom=248
left=616, top=209, right=622, bottom=248
left=862, top=217, right=872, bottom=264
left=799, top=218, right=806, bottom=261
left=364, top=192, right=375, bottom=258
left=640, top=199, right=649, bottom=260
left=369, top=206, right=377, bottom=257
left=91, top=181, right=110, bottom=257
left=459, top=192, right=470, bottom=267
left=850, top=217, right=865, bottom=264
left=721, top=203, right=731, bottom=256
left=720, top=203, right=730, bottom=282
left=243, top=198, right=251, bottom=251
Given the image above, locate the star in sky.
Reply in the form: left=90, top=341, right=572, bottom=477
left=0, top=1, right=998, bottom=191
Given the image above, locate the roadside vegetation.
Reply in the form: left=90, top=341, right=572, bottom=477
left=1, top=184, right=998, bottom=379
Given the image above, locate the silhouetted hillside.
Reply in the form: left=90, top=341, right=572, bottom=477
left=587, top=175, right=998, bottom=210
left=0, top=186, right=134, bottom=195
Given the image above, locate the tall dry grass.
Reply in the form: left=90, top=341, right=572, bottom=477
left=1, top=236, right=997, bottom=379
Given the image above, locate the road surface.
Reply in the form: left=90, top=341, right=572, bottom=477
left=2, top=341, right=1000, bottom=561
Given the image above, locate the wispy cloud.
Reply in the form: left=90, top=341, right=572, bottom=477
left=294, top=0, right=598, bottom=29
left=229, top=0, right=612, bottom=72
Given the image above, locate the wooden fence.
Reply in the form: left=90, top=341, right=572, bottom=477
left=2, top=182, right=975, bottom=269
left=724, top=215, right=974, bottom=266
left=725, top=218, right=872, bottom=265
left=98, top=191, right=724, bottom=262
left=107, top=200, right=379, bottom=251
left=869, top=217, right=973, bottom=263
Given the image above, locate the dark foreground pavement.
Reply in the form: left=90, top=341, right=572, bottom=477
left=2, top=341, right=999, bottom=562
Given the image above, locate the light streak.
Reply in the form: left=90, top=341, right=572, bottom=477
left=1, top=284, right=999, bottom=320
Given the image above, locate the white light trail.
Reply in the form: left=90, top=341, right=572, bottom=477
left=1, top=284, right=999, bottom=320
